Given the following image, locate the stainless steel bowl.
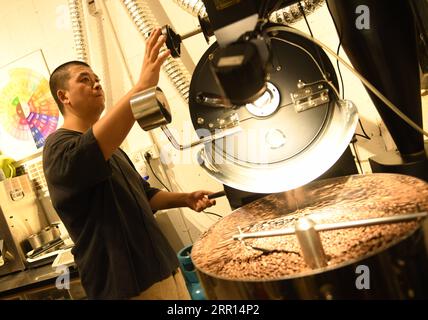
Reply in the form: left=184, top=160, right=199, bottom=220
left=39, top=227, right=55, bottom=244
left=27, top=233, right=43, bottom=250
left=27, top=225, right=62, bottom=250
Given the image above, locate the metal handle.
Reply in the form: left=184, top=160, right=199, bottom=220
left=208, top=190, right=226, bottom=199
left=130, top=86, right=172, bottom=131
left=196, top=92, right=236, bottom=108
left=295, top=217, right=328, bottom=268
left=161, top=125, right=241, bottom=150
left=181, top=27, right=202, bottom=40
left=130, top=86, right=241, bottom=150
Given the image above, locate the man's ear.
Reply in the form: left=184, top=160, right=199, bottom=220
left=57, top=89, right=69, bottom=105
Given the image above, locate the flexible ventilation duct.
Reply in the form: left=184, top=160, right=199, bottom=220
left=68, top=0, right=89, bottom=62
left=122, top=0, right=192, bottom=101
left=171, top=0, right=325, bottom=25
left=172, top=0, right=207, bottom=17
left=269, top=0, right=325, bottom=25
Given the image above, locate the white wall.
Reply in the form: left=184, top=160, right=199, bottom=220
left=0, top=0, right=74, bottom=141
left=0, top=0, right=75, bottom=75
left=1, top=0, right=428, bottom=246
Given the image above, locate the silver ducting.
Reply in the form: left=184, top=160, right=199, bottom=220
left=269, top=0, right=325, bottom=25
left=68, top=0, right=89, bottom=62
left=170, top=0, right=325, bottom=25
left=122, top=0, right=192, bottom=101
left=172, top=0, right=207, bottom=17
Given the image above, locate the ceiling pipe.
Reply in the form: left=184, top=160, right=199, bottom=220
left=68, top=0, right=90, bottom=62
left=269, top=0, right=325, bottom=25
left=171, top=0, right=325, bottom=25
left=172, top=0, right=207, bottom=17
left=122, top=0, right=192, bottom=102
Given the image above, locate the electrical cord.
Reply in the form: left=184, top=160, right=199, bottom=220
left=325, top=2, right=371, bottom=141
left=316, top=38, right=428, bottom=137
left=143, top=154, right=196, bottom=242
left=271, top=37, right=327, bottom=81
left=271, top=36, right=344, bottom=113
left=330, top=13, right=369, bottom=169
left=298, top=1, right=328, bottom=77
left=336, top=38, right=345, bottom=100
left=144, top=153, right=172, bottom=192
left=202, top=211, right=223, bottom=219
left=267, top=25, right=428, bottom=138
left=267, top=0, right=285, bottom=17
left=271, top=26, right=366, bottom=172
left=355, top=132, right=370, bottom=140
left=350, top=138, right=364, bottom=174
left=145, top=153, right=223, bottom=219
left=356, top=119, right=371, bottom=140
left=298, top=1, right=314, bottom=38
left=334, top=32, right=371, bottom=141
left=324, top=0, right=345, bottom=100
left=259, top=0, right=272, bottom=19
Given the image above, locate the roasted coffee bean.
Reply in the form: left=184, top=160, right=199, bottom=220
left=192, top=174, right=428, bottom=280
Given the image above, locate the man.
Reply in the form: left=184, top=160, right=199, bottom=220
left=43, top=28, right=216, bottom=299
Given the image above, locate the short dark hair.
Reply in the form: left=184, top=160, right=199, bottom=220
left=49, top=60, right=90, bottom=114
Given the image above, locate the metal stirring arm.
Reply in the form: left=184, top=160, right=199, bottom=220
left=233, top=212, right=428, bottom=269
left=161, top=125, right=241, bottom=150
left=233, top=212, right=428, bottom=241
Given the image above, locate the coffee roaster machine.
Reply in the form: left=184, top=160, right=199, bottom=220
left=130, top=0, right=428, bottom=299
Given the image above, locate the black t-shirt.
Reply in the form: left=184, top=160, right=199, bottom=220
left=43, top=128, right=179, bottom=299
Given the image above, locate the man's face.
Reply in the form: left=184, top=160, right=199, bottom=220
left=61, top=65, right=105, bottom=119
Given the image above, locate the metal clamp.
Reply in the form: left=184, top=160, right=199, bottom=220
left=130, top=86, right=172, bottom=131
left=291, top=80, right=330, bottom=113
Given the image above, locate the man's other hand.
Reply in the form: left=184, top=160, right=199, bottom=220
left=186, top=191, right=216, bottom=212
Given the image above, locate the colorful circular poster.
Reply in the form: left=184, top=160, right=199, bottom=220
left=0, top=67, right=59, bottom=158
